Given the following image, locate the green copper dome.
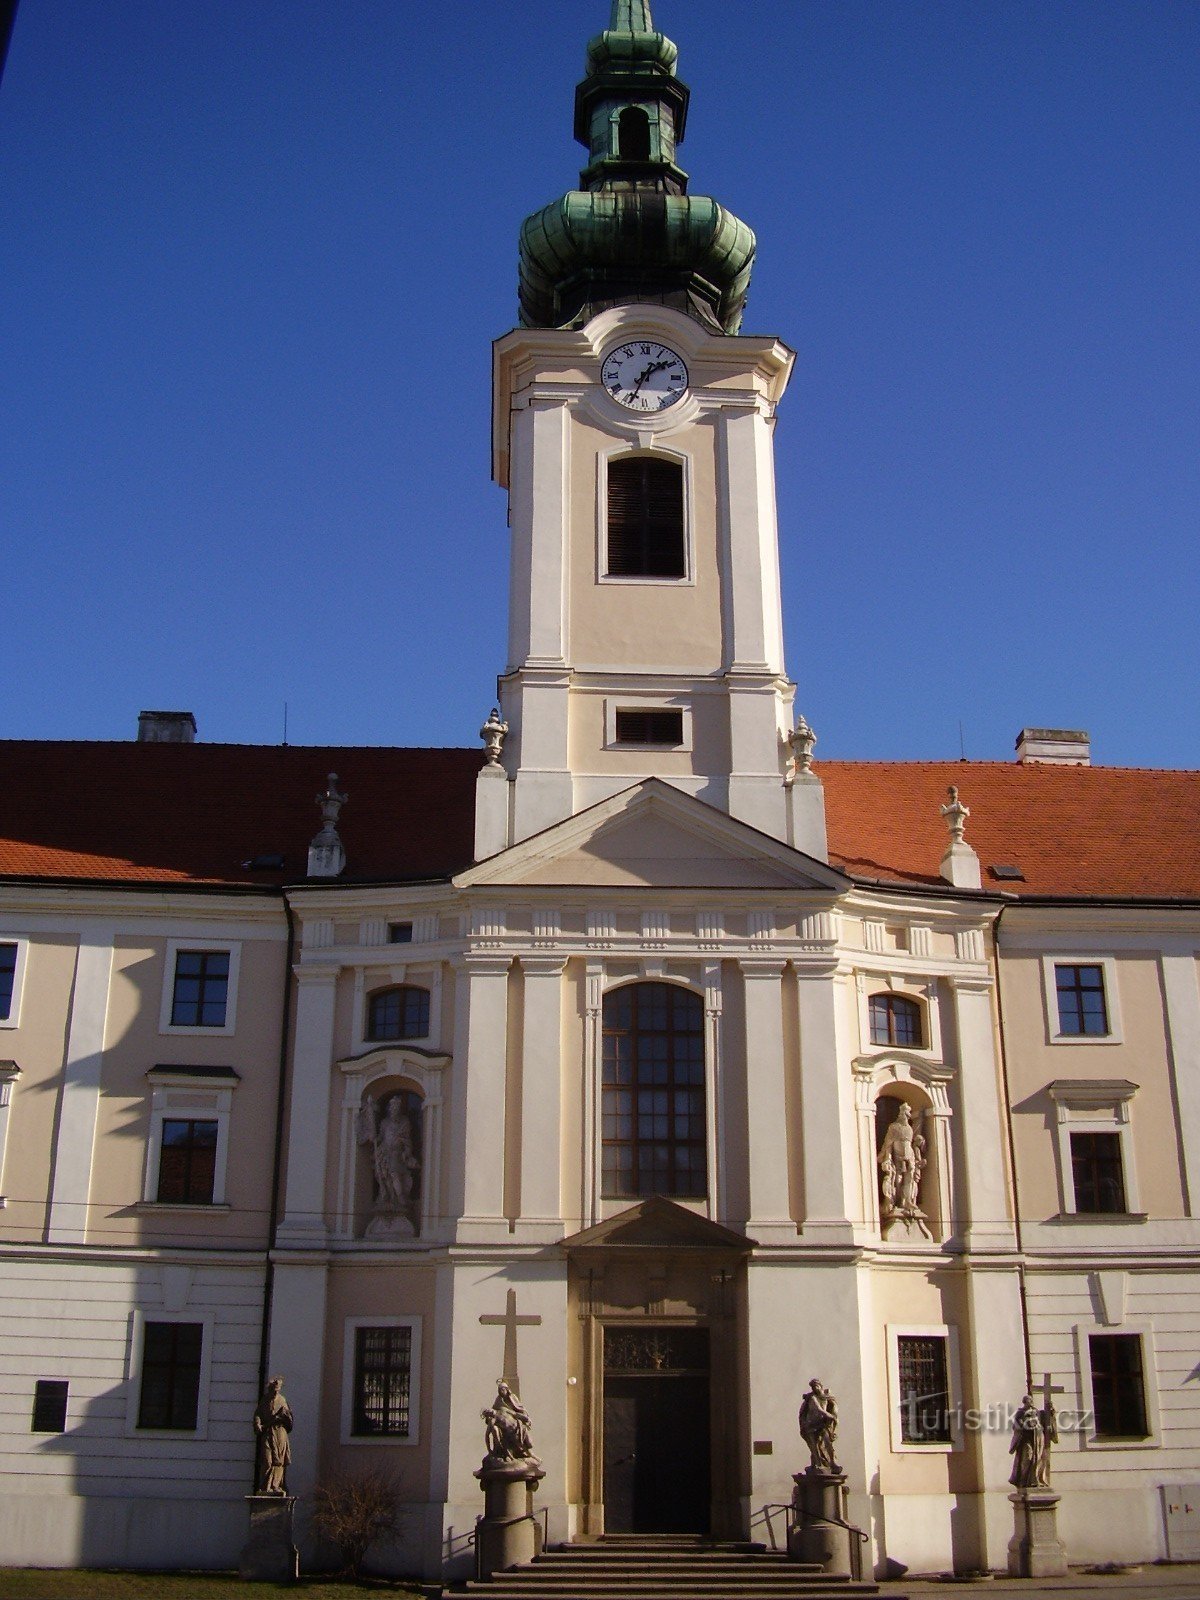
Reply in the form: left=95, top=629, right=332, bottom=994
left=518, top=0, right=755, bottom=335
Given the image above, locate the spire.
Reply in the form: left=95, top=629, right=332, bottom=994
left=518, top=3, right=755, bottom=334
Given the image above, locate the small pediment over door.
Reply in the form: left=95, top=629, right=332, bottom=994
left=456, top=779, right=849, bottom=893
left=562, top=1196, right=756, bottom=1255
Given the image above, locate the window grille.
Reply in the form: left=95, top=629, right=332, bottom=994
left=353, top=1325, right=412, bottom=1436
left=896, top=1335, right=952, bottom=1443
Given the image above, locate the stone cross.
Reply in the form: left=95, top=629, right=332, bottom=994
left=1040, top=1371, right=1066, bottom=1412
left=480, top=1289, right=541, bottom=1391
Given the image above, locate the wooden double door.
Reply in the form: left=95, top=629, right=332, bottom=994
left=601, top=1326, right=711, bottom=1534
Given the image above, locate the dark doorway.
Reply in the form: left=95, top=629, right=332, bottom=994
left=602, top=1326, right=710, bottom=1534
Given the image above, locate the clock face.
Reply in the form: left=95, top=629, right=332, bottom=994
left=601, top=341, right=689, bottom=413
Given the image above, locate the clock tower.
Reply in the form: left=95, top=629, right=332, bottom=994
left=480, top=0, right=826, bottom=861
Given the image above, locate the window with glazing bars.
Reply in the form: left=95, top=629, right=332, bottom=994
left=137, top=1321, right=202, bottom=1430
left=896, top=1335, right=952, bottom=1443
left=1070, top=1131, right=1126, bottom=1213
left=366, top=985, right=430, bottom=1042
left=157, top=1118, right=218, bottom=1204
left=0, top=944, right=16, bottom=1020
left=606, top=456, right=685, bottom=577
left=869, top=993, right=923, bottom=1048
left=1088, top=1333, right=1148, bottom=1438
left=1055, top=964, right=1108, bottom=1035
left=352, top=1325, right=412, bottom=1436
left=601, top=982, right=706, bottom=1199
left=171, top=950, right=230, bottom=1027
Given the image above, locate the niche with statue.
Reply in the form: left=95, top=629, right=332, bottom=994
left=875, top=1091, right=936, bottom=1242
left=355, top=1086, right=423, bottom=1239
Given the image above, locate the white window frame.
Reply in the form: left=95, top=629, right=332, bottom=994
left=340, top=1316, right=423, bottom=1446
left=143, top=1068, right=238, bottom=1208
left=159, top=939, right=242, bottom=1037
left=856, top=972, right=943, bottom=1060
left=886, top=1323, right=964, bottom=1454
left=603, top=695, right=693, bottom=752
left=1041, top=955, right=1123, bottom=1045
left=1047, top=1079, right=1141, bottom=1216
left=125, top=1308, right=214, bottom=1439
left=1075, top=1321, right=1160, bottom=1451
left=353, top=966, right=441, bottom=1055
left=0, top=938, right=28, bottom=1029
left=596, top=443, right=695, bottom=588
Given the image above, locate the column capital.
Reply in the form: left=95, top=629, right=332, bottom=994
left=294, top=961, right=341, bottom=987
left=738, top=956, right=787, bottom=979
left=520, top=953, right=569, bottom=977
left=451, top=952, right=514, bottom=978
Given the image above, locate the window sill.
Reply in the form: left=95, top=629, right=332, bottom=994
left=344, top=1432, right=419, bottom=1448
left=135, top=1202, right=231, bottom=1216
left=1083, top=1434, right=1158, bottom=1451
left=1051, top=1211, right=1148, bottom=1225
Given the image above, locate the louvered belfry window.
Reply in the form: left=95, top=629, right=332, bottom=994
left=606, top=455, right=685, bottom=578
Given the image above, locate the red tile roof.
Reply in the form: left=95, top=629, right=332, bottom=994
left=0, top=742, right=1197, bottom=901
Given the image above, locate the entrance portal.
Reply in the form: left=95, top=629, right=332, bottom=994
left=602, top=1326, right=710, bottom=1534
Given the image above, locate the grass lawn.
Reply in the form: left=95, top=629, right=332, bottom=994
left=0, top=1574, right=435, bottom=1600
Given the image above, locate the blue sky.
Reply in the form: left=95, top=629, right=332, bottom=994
left=2, top=1, right=1197, bottom=765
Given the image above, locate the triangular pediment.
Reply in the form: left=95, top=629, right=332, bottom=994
left=562, top=1196, right=756, bottom=1253
left=456, top=781, right=849, bottom=892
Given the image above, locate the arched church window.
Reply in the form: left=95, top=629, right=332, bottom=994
left=606, top=456, right=686, bottom=578
left=366, top=985, right=430, bottom=1042
left=617, top=105, right=652, bottom=161
left=869, top=992, right=923, bottom=1049
left=601, top=981, right=706, bottom=1199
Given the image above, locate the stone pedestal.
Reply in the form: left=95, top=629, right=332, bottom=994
left=239, top=1495, right=299, bottom=1582
left=788, top=1469, right=854, bottom=1576
left=1008, top=1490, right=1067, bottom=1578
left=474, top=1461, right=545, bottom=1578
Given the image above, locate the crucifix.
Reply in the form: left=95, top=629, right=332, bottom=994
left=480, top=1289, right=542, bottom=1392
left=1039, top=1370, right=1067, bottom=1460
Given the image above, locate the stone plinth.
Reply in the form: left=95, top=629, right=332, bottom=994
left=1008, top=1489, right=1068, bottom=1578
left=788, top=1468, right=854, bottom=1576
left=474, top=1460, right=545, bottom=1578
left=239, top=1494, right=299, bottom=1582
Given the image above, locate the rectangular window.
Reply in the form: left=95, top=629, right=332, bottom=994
left=352, top=1325, right=412, bottom=1437
left=137, top=1321, right=203, bottom=1430
left=156, top=1118, right=218, bottom=1204
left=1055, top=964, right=1109, bottom=1036
left=170, top=950, right=230, bottom=1028
left=388, top=921, right=413, bottom=944
left=606, top=456, right=686, bottom=578
left=31, top=1380, right=69, bottom=1434
left=1089, top=1334, right=1149, bottom=1439
left=896, top=1335, right=952, bottom=1443
left=1070, top=1130, right=1126, bottom=1213
left=0, top=944, right=16, bottom=1021
left=614, top=708, right=684, bottom=746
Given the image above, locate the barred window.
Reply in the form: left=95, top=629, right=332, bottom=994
left=137, top=1321, right=203, bottom=1431
left=1089, top=1334, right=1149, bottom=1439
left=606, top=456, right=685, bottom=578
left=1070, top=1131, right=1127, bottom=1213
left=1055, top=964, right=1109, bottom=1036
left=353, top=1325, right=412, bottom=1437
left=896, top=1335, right=952, bottom=1444
left=602, top=982, right=706, bottom=1199
left=157, top=1118, right=218, bottom=1205
left=869, top=993, right=923, bottom=1048
left=367, top=985, right=430, bottom=1042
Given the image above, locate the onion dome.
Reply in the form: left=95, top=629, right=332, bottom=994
left=518, top=1, right=756, bottom=335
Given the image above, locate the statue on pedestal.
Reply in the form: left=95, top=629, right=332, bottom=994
left=1009, top=1392, right=1058, bottom=1489
left=798, top=1377, right=841, bottom=1476
left=253, top=1376, right=293, bottom=1496
left=481, top=1380, right=542, bottom=1471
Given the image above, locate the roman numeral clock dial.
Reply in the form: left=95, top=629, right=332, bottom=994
left=601, top=342, right=689, bottom=413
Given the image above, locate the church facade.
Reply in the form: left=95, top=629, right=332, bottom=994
left=1, top=2, right=1199, bottom=1582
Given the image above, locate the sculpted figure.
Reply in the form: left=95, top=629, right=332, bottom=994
left=357, top=1092, right=420, bottom=1235
left=481, top=1380, right=540, bottom=1468
left=1008, top=1394, right=1048, bottom=1489
left=878, top=1102, right=932, bottom=1238
left=798, top=1377, right=841, bottom=1475
left=253, top=1376, right=293, bottom=1495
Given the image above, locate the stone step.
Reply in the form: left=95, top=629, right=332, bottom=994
left=460, top=1586, right=882, bottom=1600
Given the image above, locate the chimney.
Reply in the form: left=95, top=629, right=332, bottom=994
left=137, top=711, right=197, bottom=744
left=1015, top=728, right=1089, bottom=766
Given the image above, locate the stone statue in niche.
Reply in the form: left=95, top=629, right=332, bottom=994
left=253, top=1376, right=293, bottom=1495
left=877, top=1100, right=933, bottom=1241
left=357, top=1090, right=421, bottom=1237
left=481, top=1380, right=542, bottom=1471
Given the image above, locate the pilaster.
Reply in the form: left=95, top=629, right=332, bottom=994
left=794, top=957, right=855, bottom=1246
left=1160, top=951, right=1200, bottom=1215
left=276, top=963, right=339, bottom=1247
left=47, top=929, right=115, bottom=1244
left=450, top=952, right=513, bottom=1241
left=516, top=954, right=568, bottom=1239
left=947, top=974, right=1016, bottom=1250
left=739, top=956, right=793, bottom=1241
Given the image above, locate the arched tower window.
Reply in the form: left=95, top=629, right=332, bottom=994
left=366, top=985, right=430, bottom=1042
left=869, top=992, right=923, bottom=1049
left=617, top=105, right=652, bottom=161
left=606, top=455, right=685, bottom=578
left=601, top=981, right=706, bottom=1198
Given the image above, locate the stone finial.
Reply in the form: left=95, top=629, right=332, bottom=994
left=308, top=773, right=348, bottom=879
left=480, top=707, right=509, bottom=768
left=938, top=784, right=981, bottom=890
left=788, top=715, right=817, bottom=779
left=940, top=784, right=969, bottom=844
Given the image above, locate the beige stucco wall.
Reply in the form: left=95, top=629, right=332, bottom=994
left=0, top=938, right=77, bottom=1239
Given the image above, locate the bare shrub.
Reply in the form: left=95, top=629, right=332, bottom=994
left=310, top=1467, right=401, bottom=1578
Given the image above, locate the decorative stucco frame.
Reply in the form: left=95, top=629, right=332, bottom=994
left=335, top=1045, right=451, bottom=1241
